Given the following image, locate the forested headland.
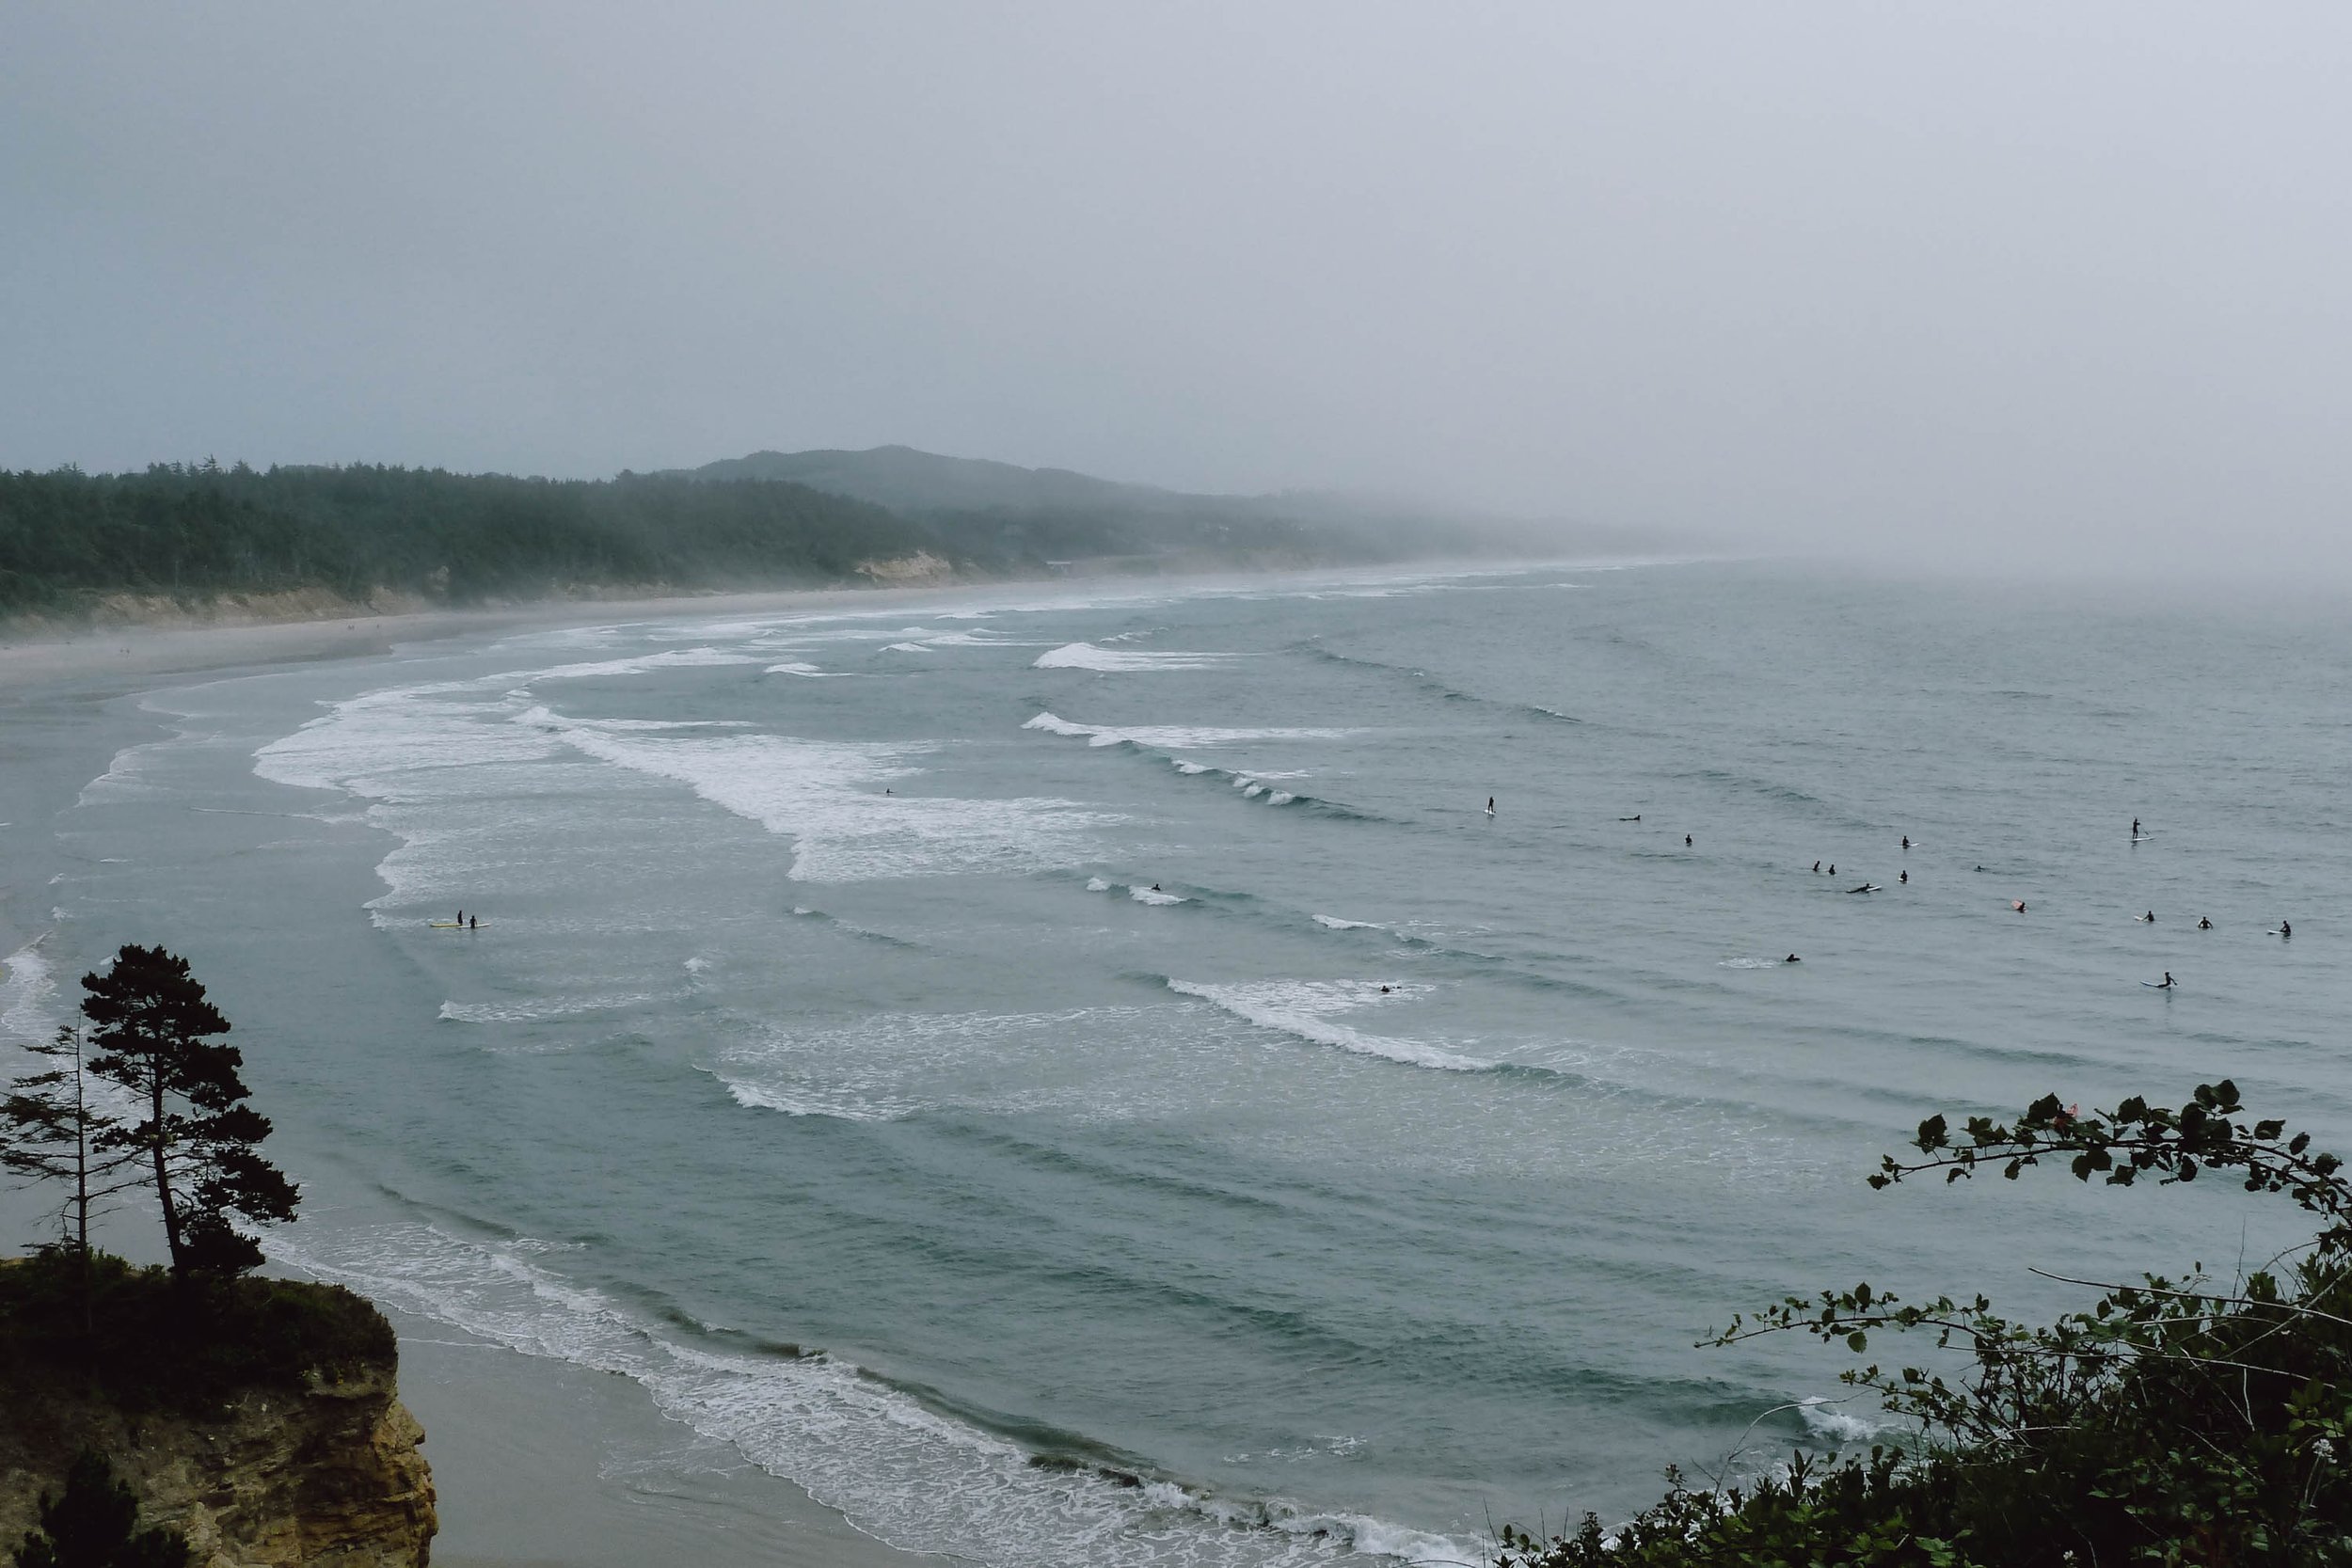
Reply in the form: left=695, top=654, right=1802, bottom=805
left=0, top=451, right=1481, bottom=626
left=0, top=461, right=956, bottom=622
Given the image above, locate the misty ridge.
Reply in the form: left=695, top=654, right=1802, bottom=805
left=0, top=446, right=1657, bottom=623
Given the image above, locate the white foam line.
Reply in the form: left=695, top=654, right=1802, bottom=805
left=0, top=939, right=56, bottom=1049
left=1167, top=979, right=1489, bottom=1072
left=1025, top=712, right=1351, bottom=750
left=1034, top=643, right=1239, bottom=673
left=272, top=1224, right=1461, bottom=1567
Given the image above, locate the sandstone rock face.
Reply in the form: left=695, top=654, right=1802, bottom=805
left=0, top=1365, right=436, bottom=1568
left=856, top=549, right=954, bottom=584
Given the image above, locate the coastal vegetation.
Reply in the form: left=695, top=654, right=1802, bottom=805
left=0, top=450, right=1468, bottom=624
left=1500, top=1083, right=2352, bottom=1566
left=12, top=1450, right=190, bottom=1568
left=0, top=461, right=937, bottom=617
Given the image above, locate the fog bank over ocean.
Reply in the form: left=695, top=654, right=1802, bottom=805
left=9, top=7, right=2352, bottom=580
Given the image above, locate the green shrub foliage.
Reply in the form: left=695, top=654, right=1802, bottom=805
left=11, top=1450, right=189, bottom=1568
left=0, top=1249, right=394, bottom=1413
left=1500, top=1084, right=2352, bottom=1567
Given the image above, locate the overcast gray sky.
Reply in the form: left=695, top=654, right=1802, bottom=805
left=6, top=5, right=2350, bottom=574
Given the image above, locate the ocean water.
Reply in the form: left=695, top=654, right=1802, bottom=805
left=8, top=559, right=2352, bottom=1563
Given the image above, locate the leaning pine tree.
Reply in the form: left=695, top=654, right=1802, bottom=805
left=80, top=945, right=299, bottom=1276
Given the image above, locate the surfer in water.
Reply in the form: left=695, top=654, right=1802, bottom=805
left=1899, top=870, right=1908, bottom=884
left=1901, top=835, right=1910, bottom=850
left=2280, top=920, right=2293, bottom=938
left=469, top=915, right=477, bottom=930
left=2012, top=899, right=2026, bottom=912
left=1685, top=833, right=1692, bottom=847
left=1486, top=797, right=1495, bottom=815
left=2155, top=971, right=2176, bottom=990
left=1785, top=954, right=1801, bottom=963
left=2199, top=916, right=2212, bottom=929
left=1812, top=860, right=1820, bottom=873
left=2139, top=911, right=2155, bottom=924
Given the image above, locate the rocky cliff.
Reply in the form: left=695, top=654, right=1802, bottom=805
left=0, top=1363, right=435, bottom=1567
left=0, top=1256, right=436, bottom=1567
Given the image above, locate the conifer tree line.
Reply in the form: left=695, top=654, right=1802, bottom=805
left=3, top=944, right=295, bottom=1280
left=0, top=462, right=950, bottom=613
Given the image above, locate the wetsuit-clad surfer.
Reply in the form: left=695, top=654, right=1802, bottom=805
left=2281, top=920, right=2293, bottom=938
left=1901, top=835, right=1910, bottom=850
left=2140, top=911, right=2154, bottom=923
left=1486, top=797, right=1495, bottom=814
left=1786, top=954, right=1801, bottom=963
left=2199, top=916, right=2212, bottom=929
left=1899, top=870, right=1908, bottom=884
left=1812, top=861, right=1820, bottom=873
left=1685, top=834, right=1692, bottom=847
left=2158, top=971, right=2175, bottom=989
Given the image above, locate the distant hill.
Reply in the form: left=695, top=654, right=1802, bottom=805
left=678, top=445, right=1579, bottom=567
left=689, top=445, right=1197, bottom=519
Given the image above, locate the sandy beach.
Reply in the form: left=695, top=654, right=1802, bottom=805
left=0, top=583, right=1011, bottom=694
